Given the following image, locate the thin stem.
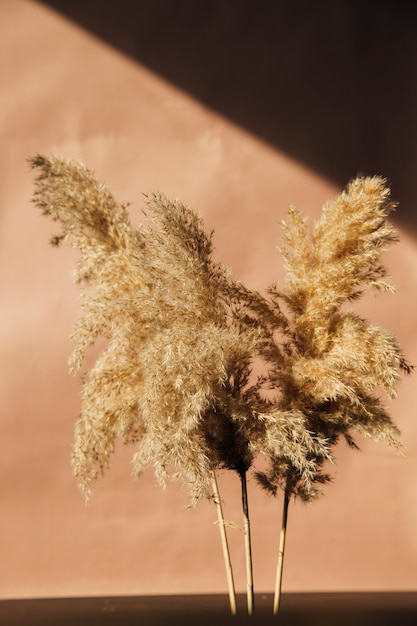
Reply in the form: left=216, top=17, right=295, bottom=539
left=211, top=472, right=237, bottom=616
left=273, top=483, right=290, bottom=616
left=240, top=470, right=254, bottom=615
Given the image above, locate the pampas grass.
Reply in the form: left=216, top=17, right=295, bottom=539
left=31, top=155, right=409, bottom=616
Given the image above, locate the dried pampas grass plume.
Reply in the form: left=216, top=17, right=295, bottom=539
left=256, top=175, right=410, bottom=506
left=30, top=155, right=259, bottom=503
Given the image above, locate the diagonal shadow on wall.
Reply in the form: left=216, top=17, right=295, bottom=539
left=39, top=0, right=417, bottom=227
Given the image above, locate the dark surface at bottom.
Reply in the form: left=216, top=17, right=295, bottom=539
left=1, top=592, right=417, bottom=625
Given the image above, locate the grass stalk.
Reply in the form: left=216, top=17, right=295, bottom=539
left=211, top=472, right=237, bottom=616
left=240, top=470, right=254, bottom=615
left=273, top=483, right=290, bottom=615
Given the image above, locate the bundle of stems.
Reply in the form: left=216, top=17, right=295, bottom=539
left=31, top=156, right=409, bottom=616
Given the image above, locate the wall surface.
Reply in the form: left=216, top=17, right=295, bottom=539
left=1, top=0, right=417, bottom=599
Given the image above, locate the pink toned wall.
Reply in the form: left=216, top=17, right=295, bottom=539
left=1, top=0, right=417, bottom=599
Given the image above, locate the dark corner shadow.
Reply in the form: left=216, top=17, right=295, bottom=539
left=39, top=0, right=417, bottom=229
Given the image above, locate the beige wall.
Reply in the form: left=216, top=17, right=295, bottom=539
left=1, top=0, right=416, bottom=599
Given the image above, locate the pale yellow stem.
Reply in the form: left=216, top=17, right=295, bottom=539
left=240, top=471, right=254, bottom=615
left=212, top=473, right=237, bottom=616
left=273, top=485, right=290, bottom=616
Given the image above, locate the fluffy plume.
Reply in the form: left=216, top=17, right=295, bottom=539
left=30, top=156, right=265, bottom=501
left=254, top=176, right=410, bottom=500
